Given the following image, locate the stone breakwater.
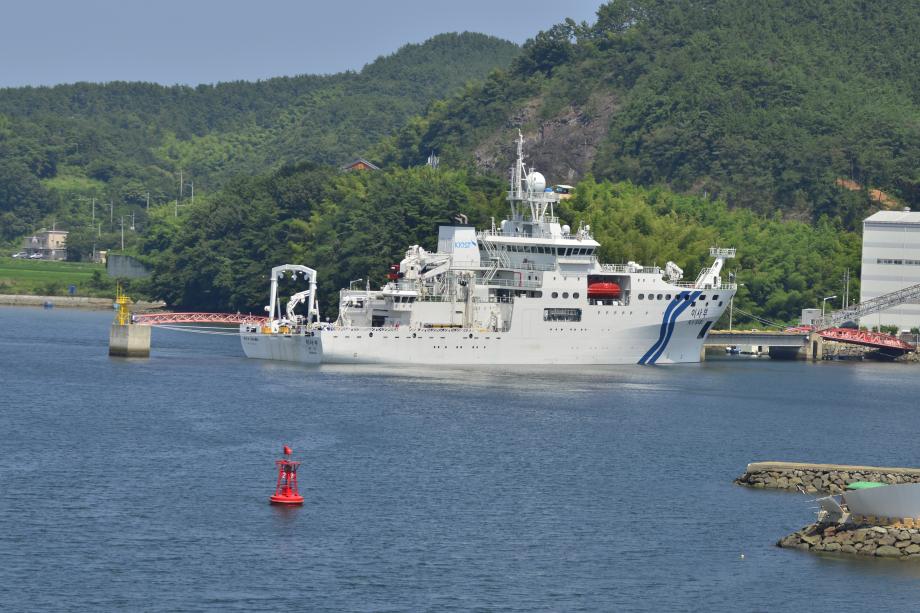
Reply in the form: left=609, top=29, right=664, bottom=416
left=779, top=521, right=920, bottom=559
left=735, top=461, right=920, bottom=494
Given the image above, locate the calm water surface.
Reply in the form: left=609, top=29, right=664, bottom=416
left=2, top=306, right=920, bottom=611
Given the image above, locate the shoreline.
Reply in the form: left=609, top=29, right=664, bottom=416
left=0, top=293, right=166, bottom=311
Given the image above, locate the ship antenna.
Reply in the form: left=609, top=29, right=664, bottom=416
left=508, top=130, right=527, bottom=219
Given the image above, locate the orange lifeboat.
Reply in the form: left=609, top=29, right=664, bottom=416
left=587, top=281, right=621, bottom=299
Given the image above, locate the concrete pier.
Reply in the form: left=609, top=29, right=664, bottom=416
left=109, top=323, right=151, bottom=357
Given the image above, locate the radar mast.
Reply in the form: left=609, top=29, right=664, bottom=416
left=508, top=131, right=557, bottom=223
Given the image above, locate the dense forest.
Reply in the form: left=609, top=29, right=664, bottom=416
left=379, top=0, right=920, bottom=226
left=3, top=1, right=916, bottom=325
left=0, top=32, right=519, bottom=243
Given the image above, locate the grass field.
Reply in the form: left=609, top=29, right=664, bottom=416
left=0, top=257, right=110, bottom=296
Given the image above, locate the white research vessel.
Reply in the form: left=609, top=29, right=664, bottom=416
left=241, top=133, right=736, bottom=365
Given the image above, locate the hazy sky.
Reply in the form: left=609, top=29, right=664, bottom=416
left=1, top=0, right=601, bottom=88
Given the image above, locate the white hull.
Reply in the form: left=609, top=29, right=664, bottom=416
left=843, top=484, right=920, bottom=519
left=241, top=332, right=322, bottom=363
left=241, top=290, right=726, bottom=365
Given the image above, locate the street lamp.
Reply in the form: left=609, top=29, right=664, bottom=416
left=822, top=295, right=837, bottom=317
left=349, top=278, right=363, bottom=291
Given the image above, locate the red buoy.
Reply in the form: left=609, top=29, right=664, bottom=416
left=587, top=281, right=621, bottom=299
left=270, top=445, right=304, bottom=505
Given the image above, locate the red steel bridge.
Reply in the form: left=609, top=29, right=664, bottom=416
left=133, top=312, right=268, bottom=326
left=815, top=327, right=915, bottom=355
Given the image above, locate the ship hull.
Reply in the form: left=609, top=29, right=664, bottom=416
left=240, top=331, right=322, bottom=363
left=240, top=299, right=726, bottom=365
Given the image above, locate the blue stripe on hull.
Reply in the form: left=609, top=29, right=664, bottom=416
left=648, top=291, right=701, bottom=364
left=638, top=290, right=702, bottom=365
left=637, top=294, right=683, bottom=364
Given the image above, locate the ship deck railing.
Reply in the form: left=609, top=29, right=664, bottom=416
left=330, top=325, right=508, bottom=334
left=599, top=263, right=663, bottom=275
left=669, top=281, right=738, bottom=290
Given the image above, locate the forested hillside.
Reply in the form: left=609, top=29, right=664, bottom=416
left=0, top=32, right=519, bottom=242
left=4, top=1, right=910, bottom=326
left=379, top=0, right=920, bottom=227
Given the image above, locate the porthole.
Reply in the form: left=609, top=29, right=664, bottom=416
left=666, top=294, right=672, bottom=300
left=552, top=292, right=559, bottom=298
left=369, top=332, right=373, bottom=337
left=638, top=294, right=644, bottom=300
left=573, top=292, right=580, bottom=299
left=657, top=294, right=663, bottom=300
left=562, top=292, right=569, bottom=299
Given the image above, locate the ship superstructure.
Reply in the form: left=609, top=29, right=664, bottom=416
left=241, top=133, right=736, bottom=365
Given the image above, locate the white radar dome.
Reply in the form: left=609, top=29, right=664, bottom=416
left=526, top=171, right=546, bottom=193
left=562, top=224, right=571, bottom=235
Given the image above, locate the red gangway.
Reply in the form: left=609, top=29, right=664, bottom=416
left=133, top=312, right=268, bottom=326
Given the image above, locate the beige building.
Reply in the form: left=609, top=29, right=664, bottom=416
left=23, top=230, right=68, bottom=260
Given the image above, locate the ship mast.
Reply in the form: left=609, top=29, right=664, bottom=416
left=507, top=130, right=556, bottom=224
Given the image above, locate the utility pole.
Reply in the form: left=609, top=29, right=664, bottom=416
left=145, top=191, right=150, bottom=212
left=92, top=197, right=96, bottom=224
left=843, top=268, right=851, bottom=310
left=120, top=216, right=125, bottom=250
left=109, top=200, right=114, bottom=227
left=189, top=181, right=194, bottom=205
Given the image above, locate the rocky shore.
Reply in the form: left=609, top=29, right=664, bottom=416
left=779, top=520, right=920, bottom=559
left=735, top=461, right=920, bottom=494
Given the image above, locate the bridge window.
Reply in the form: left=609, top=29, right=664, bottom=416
left=544, top=308, right=582, bottom=322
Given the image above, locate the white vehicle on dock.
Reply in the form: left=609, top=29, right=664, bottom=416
left=241, top=133, right=736, bottom=365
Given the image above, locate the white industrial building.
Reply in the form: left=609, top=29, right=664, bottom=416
left=860, top=210, right=920, bottom=330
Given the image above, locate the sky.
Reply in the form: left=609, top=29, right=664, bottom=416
left=0, top=0, right=601, bottom=88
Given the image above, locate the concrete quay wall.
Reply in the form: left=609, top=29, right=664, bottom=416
left=735, top=461, right=920, bottom=494
left=0, top=294, right=164, bottom=310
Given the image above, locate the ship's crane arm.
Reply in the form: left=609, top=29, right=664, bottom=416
left=286, top=289, right=314, bottom=322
